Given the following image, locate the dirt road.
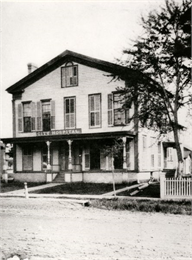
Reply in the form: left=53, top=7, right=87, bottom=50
left=0, top=198, right=191, bottom=260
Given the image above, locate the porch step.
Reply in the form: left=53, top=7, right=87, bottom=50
left=53, top=172, right=65, bottom=183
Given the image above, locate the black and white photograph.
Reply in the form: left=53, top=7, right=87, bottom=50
left=0, top=0, right=191, bottom=259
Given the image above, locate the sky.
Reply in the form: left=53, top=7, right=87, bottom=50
left=0, top=0, right=169, bottom=138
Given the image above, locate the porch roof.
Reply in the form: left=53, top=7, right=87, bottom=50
left=1, top=131, right=135, bottom=144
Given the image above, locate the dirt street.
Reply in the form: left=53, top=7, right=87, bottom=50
left=0, top=198, right=191, bottom=260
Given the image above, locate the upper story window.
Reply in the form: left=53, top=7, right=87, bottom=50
left=61, top=63, right=78, bottom=88
left=64, top=97, right=76, bottom=129
left=18, top=102, right=35, bottom=133
left=18, top=100, right=55, bottom=133
left=89, top=94, right=101, bottom=128
left=108, top=93, right=129, bottom=126
left=23, top=102, right=32, bottom=132
left=42, top=101, right=51, bottom=131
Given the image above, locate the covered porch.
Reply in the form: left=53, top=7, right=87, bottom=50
left=1, top=131, right=136, bottom=183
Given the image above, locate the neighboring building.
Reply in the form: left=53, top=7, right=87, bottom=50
left=1, top=50, right=191, bottom=183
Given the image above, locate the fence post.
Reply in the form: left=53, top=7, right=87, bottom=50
left=24, top=182, right=29, bottom=199
left=160, top=172, right=166, bottom=199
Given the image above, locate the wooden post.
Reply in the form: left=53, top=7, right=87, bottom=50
left=160, top=172, right=165, bottom=199
left=67, top=140, right=73, bottom=171
left=24, top=182, right=29, bottom=199
left=46, top=141, right=51, bottom=171
left=111, top=150, right=116, bottom=197
left=3, top=147, right=8, bottom=183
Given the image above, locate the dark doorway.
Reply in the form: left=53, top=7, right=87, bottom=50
left=90, top=145, right=100, bottom=170
left=60, top=143, right=69, bottom=171
left=114, top=147, right=123, bottom=169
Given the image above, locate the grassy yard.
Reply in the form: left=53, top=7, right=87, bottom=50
left=0, top=181, right=45, bottom=193
left=91, top=198, right=192, bottom=215
left=119, top=183, right=160, bottom=198
left=30, top=182, right=160, bottom=198
left=30, top=182, right=129, bottom=195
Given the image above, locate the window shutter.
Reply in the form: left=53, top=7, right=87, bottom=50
left=51, top=100, right=55, bottom=129
left=36, top=101, right=42, bottom=131
left=89, top=94, right=101, bottom=127
left=18, top=103, right=23, bottom=132
left=70, top=114, right=75, bottom=128
left=95, top=95, right=100, bottom=111
left=65, top=114, right=70, bottom=128
left=108, top=94, right=113, bottom=126
left=31, top=102, right=36, bottom=131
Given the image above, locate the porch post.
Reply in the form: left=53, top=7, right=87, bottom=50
left=46, top=141, right=51, bottom=171
left=3, top=144, right=8, bottom=183
left=122, top=137, right=127, bottom=170
left=67, top=140, right=73, bottom=171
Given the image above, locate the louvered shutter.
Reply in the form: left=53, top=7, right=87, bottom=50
left=108, top=94, right=113, bottom=126
left=18, top=103, right=23, bottom=132
left=36, top=101, right=42, bottom=131
left=31, top=102, right=36, bottom=131
left=51, top=100, right=55, bottom=129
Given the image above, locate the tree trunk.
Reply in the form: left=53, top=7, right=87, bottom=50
left=172, top=126, right=183, bottom=178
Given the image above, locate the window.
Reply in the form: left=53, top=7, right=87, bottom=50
left=89, top=94, right=101, bottom=128
left=42, top=101, right=51, bottom=131
left=84, top=147, right=90, bottom=169
left=23, top=102, right=32, bottom=132
left=108, top=93, right=129, bottom=126
left=64, top=97, right=76, bottom=129
left=61, top=65, right=78, bottom=87
left=167, top=147, right=173, bottom=162
left=36, top=100, right=55, bottom=131
left=23, top=145, right=33, bottom=171
left=18, top=102, right=36, bottom=132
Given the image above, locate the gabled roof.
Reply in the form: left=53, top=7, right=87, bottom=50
left=6, top=50, right=132, bottom=94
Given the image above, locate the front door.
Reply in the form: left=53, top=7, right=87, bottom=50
left=60, top=144, right=68, bottom=171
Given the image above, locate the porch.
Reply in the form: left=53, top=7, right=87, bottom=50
left=1, top=131, right=136, bottom=184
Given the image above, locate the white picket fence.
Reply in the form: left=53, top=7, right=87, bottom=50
left=160, top=174, right=192, bottom=199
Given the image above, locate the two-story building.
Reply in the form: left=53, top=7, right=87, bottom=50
left=3, top=50, right=188, bottom=184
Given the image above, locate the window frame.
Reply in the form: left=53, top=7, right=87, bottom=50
left=42, top=100, right=51, bottom=132
left=108, top=92, right=129, bottom=126
left=64, top=96, right=76, bottom=129
left=23, top=102, right=32, bottom=133
left=88, top=93, right=102, bottom=128
left=61, top=64, right=78, bottom=88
